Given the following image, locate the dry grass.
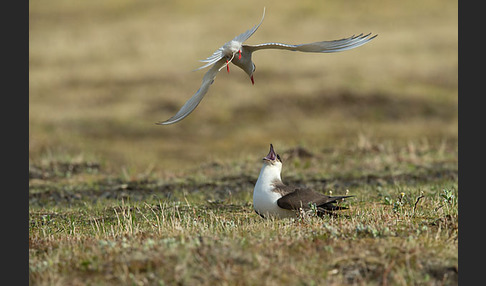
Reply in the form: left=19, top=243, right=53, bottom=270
left=30, top=181, right=457, bottom=285
left=29, top=139, right=458, bottom=285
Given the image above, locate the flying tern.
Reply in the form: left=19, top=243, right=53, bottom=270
left=157, top=8, right=377, bottom=125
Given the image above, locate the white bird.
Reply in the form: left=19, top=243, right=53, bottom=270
left=253, top=144, right=352, bottom=218
left=157, top=8, right=377, bottom=125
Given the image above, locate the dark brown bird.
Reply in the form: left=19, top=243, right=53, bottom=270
left=253, top=144, right=352, bottom=218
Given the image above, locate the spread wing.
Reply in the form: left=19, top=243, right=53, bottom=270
left=194, top=7, right=266, bottom=71
left=245, top=33, right=377, bottom=53
left=232, top=7, right=265, bottom=44
left=156, top=59, right=227, bottom=125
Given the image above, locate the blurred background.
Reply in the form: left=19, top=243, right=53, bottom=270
left=29, top=0, right=457, bottom=175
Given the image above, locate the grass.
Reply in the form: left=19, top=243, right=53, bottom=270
left=30, top=0, right=457, bottom=285
left=30, top=192, right=458, bottom=285
left=29, top=139, right=458, bottom=285
left=29, top=186, right=458, bottom=285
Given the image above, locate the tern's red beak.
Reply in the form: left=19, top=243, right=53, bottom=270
left=250, top=75, right=254, bottom=85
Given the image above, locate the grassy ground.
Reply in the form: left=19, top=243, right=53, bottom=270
left=30, top=0, right=457, bottom=285
left=29, top=141, right=458, bottom=285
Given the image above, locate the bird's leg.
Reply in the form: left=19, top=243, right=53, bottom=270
left=238, top=49, right=242, bottom=60
left=218, top=53, right=236, bottom=73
